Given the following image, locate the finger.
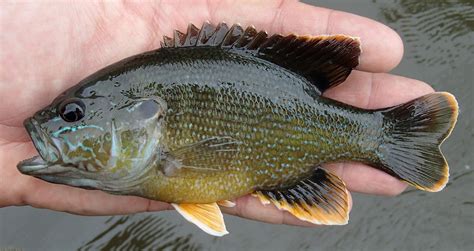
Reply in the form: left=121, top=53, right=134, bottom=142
left=323, top=162, right=408, bottom=196
left=222, top=192, right=353, bottom=227
left=207, top=0, right=403, bottom=72
left=20, top=176, right=171, bottom=215
left=324, top=70, right=434, bottom=109
left=321, top=71, right=434, bottom=195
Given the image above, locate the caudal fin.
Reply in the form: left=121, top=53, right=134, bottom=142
left=377, top=92, right=458, bottom=192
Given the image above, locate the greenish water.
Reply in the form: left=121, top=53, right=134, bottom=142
left=1, top=0, right=473, bottom=250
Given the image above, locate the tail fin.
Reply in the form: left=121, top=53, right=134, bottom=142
left=377, top=92, right=458, bottom=192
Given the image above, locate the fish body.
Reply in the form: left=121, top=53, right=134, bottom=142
left=18, top=23, right=458, bottom=236
left=120, top=46, right=377, bottom=203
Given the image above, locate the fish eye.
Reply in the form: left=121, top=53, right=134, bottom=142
left=58, top=99, right=86, bottom=122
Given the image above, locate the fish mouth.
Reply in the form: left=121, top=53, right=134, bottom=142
left=18, top=154, right=102, bottom=189
left=17, top=119, right=101, bottom=188
left=17, top=119, right=111, bottom=190
left=18, top=156, right=77, bottom=175
left=17, top=118, right=66, bottom=175
left=17, top=118, right=148, bottom=192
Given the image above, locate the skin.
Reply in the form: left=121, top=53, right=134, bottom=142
left=0, top=0, right=436, bottom=226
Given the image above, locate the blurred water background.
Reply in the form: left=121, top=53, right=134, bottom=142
left=1, top=0, right=473, bottom=250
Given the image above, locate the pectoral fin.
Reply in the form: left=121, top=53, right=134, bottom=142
left=253, top=167, right=350, bottom=225
left=161, top=137, right=241, bottom=177
left=171, top=136, right=241, bottom=161
left=172, top=203, right=229, bottom=236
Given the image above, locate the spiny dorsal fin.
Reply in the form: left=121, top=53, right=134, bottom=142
left=172, top=203, right=229, bottom=236
left=184, top=24, right=199, bottom=46
left=253, top=167, right=350, bottom=225
left=161, top=22, right=361, bottom=93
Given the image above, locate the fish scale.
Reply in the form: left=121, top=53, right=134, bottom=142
left=150, top=78, right=382, bottom=200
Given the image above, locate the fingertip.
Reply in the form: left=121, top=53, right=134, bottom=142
left=328, top=11, right=404, bottom=72
left=362, top=171, right=408, bottom=196
left=369, top=73, right=435, bottom=106
left=359, top=23, right=404, bottom=72
left=324, top=162, right=408, bottom=196
left=323, top=71, right=436, bottom=109
left=385, top=181, right=408, bottom=197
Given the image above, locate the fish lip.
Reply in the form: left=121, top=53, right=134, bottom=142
left=17, top=119, right=103, bottom=189
left=17, top=158, right=101, bottom=189
left=17, top=154, right=82, bottom=177
left=17, top=155, right=94, bottom=180
left=23, top=118, right=60, bottom=162
left=18, top=118, right=63, bottom=174
left=17, top=155, right=74, bottom=175
left=17, top=155, right=49, bottom=174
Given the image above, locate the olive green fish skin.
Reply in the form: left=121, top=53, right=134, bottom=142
left=22, top=46, right=386, bottom=203
left=148, top=83, right=383, bottom=203
left=117, top=47, right=384, bottom=203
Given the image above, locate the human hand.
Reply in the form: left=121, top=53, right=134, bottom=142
left=1, top=0, right=431, bottom=225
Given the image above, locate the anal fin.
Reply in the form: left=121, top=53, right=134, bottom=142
left=172, top=202, right=229, bottom=236
left=254, top=167, right=349, bottom=225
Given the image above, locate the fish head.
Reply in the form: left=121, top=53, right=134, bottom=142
left=17, top=79, right=167, bottom=194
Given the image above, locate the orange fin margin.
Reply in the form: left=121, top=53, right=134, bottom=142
left=254, top=167, right=350, bottom=225
left=172, top=202, right=228, bottom=236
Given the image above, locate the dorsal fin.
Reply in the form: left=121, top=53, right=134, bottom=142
left=161, top=22, right=361, bottom=93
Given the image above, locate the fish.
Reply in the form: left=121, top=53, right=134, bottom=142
left=17, top=22, right=458, bottom=236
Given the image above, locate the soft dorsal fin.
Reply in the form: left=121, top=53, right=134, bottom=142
left=161, top=22, right=361, bottom=93
left=172, top=203, right=228, bottom=236
left=253, top=167, right=350, bottom=225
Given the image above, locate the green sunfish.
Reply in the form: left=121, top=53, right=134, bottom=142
left=18, top=23, right=458, bottom=236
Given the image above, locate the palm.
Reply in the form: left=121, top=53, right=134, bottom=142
left=0, top=0, right=432, bottom=225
